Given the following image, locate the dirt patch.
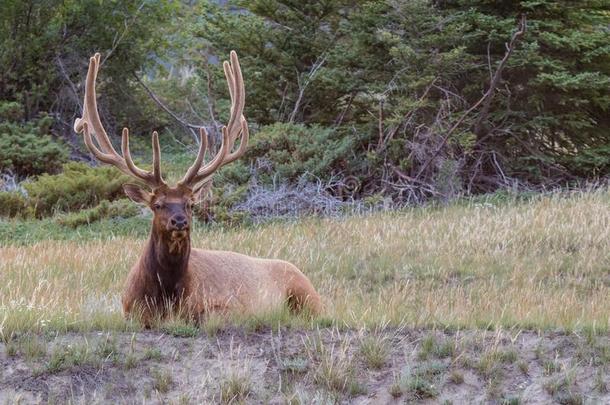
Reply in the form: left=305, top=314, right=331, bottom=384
left=1, top=328, right=608, bottom=403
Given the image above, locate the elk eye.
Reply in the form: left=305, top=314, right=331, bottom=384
left=154, top=202, right=163, bottom=210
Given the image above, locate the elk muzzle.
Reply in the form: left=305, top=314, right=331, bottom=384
left=167, top=214, right=190, bottom=242
left=169, top=214, right=188, bottom=231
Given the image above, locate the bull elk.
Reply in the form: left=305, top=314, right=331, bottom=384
left=74, top=52, right=322, bottom=326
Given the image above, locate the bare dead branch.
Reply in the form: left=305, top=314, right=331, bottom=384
left=132, top=72, right=201, bottom=140
left=132, top=72, right=200, bottom=130
left=101, top=1, right=146, bottom=65
left=414, top=15, right=527, bottom=180
left=474, top=15, right=527, bottom=137
left=203, top=54, right=222, bottom=136
left=376, top=99, right=385, bottom=151
left=383, top=78, right=438, bottom=149
left=333, top=92, right=355, bottom=128
left=288, top=54, right=326, bottom=123
left=55, top=55, right=82, bottom=111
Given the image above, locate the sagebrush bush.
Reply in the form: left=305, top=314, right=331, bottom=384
left=24, top=162, right=131, bottom=217
left=56, top=199, right=141, bottom=228
left=0, top=191, right=28, bottom=218
left=0, top=102, right=68, bottom=177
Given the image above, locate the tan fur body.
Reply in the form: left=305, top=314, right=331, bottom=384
left=122, top=246, right=322, bottom=325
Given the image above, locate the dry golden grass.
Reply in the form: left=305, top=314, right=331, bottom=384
left=0, top=190, right=608, bottom=335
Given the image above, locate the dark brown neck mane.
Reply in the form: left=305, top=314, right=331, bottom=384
left=143, top=227, right=191, bottom=300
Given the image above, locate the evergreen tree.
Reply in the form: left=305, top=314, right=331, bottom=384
left=437, top=0, right=610, bottom=178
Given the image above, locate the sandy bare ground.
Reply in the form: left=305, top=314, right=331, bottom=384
left=1, top=327, right=608, bottom=404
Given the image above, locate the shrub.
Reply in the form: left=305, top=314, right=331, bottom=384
left=0, top=101, right=23, bottom=121
left=56, top=199, right=141, bottom=228
left=0, top=191, right=28, bottom=218
left=191, top=183, right=252, bottom=225
left=24, top=162, right=131, bottom=217
left=0, top=103, right=68, bottom=177
left=239, top=123, right=354, bottom=183
left=0, top=127, right=69, bottom=178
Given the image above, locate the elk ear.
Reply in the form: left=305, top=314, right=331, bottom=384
left=123, top=183, right=151, bottom=205
left=192, top=181, right=212, bottom=203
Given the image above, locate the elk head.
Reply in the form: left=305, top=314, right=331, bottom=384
left=74, top=52, right=248, bottom=246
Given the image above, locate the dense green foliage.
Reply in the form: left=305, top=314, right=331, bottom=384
left=56, top=199, right=141, bottom=228
left=439, top=0, right=610, bottom=178
left=0, top=102, right=68, bottom=176
left=0, top=162, right=135, bottom=218
left=23, top=162, right=130, bottom=217
left=0, top=191, right=27, bottom=218
left=245, top=123, right=355, bottom=182
left=198, top=0, right=609, bottom=195
left=0, top=0, right=608, bottom=211
left=0, top=163, right=131, bottom=219
left=0, top=0, right=177, bottom=133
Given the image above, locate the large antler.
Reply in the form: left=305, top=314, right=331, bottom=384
left=178, top=51, right=249, bottom=188
left=74, top=53, right=165, bottom=188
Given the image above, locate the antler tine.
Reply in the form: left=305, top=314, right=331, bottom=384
left=179, top=51, right=249, bottom=189
left=82, top=122, right=124, bottom=166
left=75, top=54, right=117, bottom=154
left=187, top=127, right=231, bottom=186
left=151, top=131, right=163, bottom=185
left=75, top=53, right=166, bottom=188
left=120, top=129, right=165, bottom=185
left=224, top=51, right=246, bottom=150
left=178, top=127, right=208, bottom=186
left=223, top=118, right=249, bottom=164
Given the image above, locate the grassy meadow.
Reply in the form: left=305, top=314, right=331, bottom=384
left=1, top=189, right=608, bottom=337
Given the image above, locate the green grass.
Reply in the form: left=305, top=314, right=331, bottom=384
left=161, top=320, right=200, bottom=338
left=151, top=367, right=174, bottom=394
left=4, top=333, right=47, bottom=360
left=46, top=343, right=96, bottom=373
left=219, top=371, right=252, bottom=403
left=142, top=347, right=164, bottom=361
left=0, top=189, right=609, bottom=334
left=418, top=335, right=456, bottom=360
left=448, top=369, right=464, bottom=384
left=399, top=362, right=447, bottom=399
left=359, top=334, right=389, bottom=369
left=0, top=216, right=152, bottom=245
